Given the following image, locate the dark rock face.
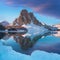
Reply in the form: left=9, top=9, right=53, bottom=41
left=44, top=24, right=58, bottom=31
left=13, top=9, right=43, bottom=26
left=29, top=12, right=42, bottom=26
left=8, top=27, right=28, bottom=35
left=0, top=24, right=6, bottom=39
left=0, top=24, right=6, bottom=30
left=8, top=28, right=17, bottom=34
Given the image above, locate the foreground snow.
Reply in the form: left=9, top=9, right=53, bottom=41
left=0, top=41, right=60, bottom=60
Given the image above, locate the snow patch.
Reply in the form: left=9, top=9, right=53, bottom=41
left=22, top=22, right=49, bottom=38
left=0, top=41, right=60, bottom=60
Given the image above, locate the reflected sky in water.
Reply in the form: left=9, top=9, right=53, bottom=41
left=0, top=31, right=60, bottom=55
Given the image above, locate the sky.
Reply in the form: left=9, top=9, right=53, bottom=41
left=0, top=0, right=60, bottom=25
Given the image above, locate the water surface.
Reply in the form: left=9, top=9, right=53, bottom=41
left=0, top=31, right=60, bottom=55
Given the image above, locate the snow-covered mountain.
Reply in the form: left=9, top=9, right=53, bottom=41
left=0, top=21, right=9, bottom=26
left=13, top=9, right=50, bottom=38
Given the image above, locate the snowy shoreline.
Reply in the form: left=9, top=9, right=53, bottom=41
left=0, top=41, right=60, bottom=60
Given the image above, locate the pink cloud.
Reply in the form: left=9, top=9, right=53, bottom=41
left=31, top=3, right=49, bottom=13
left=5, top=0, right=13, bottom=5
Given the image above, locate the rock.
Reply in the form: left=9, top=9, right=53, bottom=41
left=0, top=24, right=6, bottom=39
left=29, top=12, right=42, bottom=26
left=13, top=9, right=43, bottom=26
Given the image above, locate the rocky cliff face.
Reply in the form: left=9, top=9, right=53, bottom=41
left=13, top=10, right=43, bottom=26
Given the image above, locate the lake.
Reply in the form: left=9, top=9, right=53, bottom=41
left=0, top=31, right=60, bottom=55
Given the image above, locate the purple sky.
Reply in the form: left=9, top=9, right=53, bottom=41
left=3, top=0, right=60, bottom=18
left=0, top=0, right=60, bottom=25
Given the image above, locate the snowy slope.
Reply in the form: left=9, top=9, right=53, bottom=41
left=0, top=41, right=60, bottom=60
left=22, top=22, right=49, bottom=38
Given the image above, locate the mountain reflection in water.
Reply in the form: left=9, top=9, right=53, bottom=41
left=0, top=31, right=60, bottom=55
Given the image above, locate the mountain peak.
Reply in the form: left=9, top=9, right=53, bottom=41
left=21, top=9, right=28, bottom=16
left=13, top=9, right=43, bottom=26
left=21, top=9, right=28, bottom=13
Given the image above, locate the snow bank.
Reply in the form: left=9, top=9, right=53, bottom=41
left=0, top=41, right=32, bottom=60
left=0, top=41, right=60, bottom=60
left=31, top=50, right=60, bottom=60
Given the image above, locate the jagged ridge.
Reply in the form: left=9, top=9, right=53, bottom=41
left=13, top=9, right=43, bottom=26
